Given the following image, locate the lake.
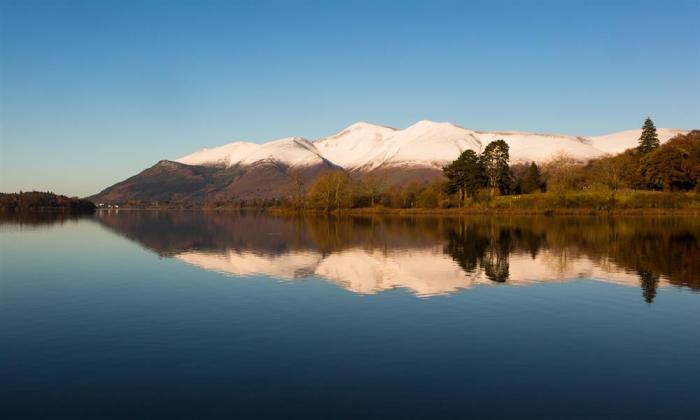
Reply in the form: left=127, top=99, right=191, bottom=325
left=1, top=211, right=698, bottom=419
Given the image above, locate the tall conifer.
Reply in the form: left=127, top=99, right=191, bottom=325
left=481, top=140, right=511, bottom=197
left=638, top=117, right=660, bottom=154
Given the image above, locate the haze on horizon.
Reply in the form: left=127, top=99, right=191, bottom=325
left=1, top=0, right=698, bottom=197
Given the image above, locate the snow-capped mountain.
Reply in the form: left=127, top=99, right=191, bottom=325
left=175, top=120, right=688, bottom=171
left=90, top=120, right=689, bottom=203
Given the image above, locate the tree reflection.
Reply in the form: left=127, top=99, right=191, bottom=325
left=441, top=216, right=700, bottom=301
left=482, top=227, right=513, bottom=283
left=444, top=223, right=489, bottom=274
left=638, top=269, right=660, bottom=304
left=444, top=222, right=518, bottom=283
left=83, top=211, right=700, bottom=302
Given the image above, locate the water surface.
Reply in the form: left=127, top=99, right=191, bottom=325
left=1, top=212, right=698, bottom=418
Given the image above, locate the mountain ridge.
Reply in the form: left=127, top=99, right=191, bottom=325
left=176, top=120, right=688, bottom=170
left=90, top=120, right=690, bottom=203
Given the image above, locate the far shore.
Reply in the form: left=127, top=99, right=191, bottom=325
left=93, top=191, right=700, bottom=216
left=96, top=206, right=700, bottom=217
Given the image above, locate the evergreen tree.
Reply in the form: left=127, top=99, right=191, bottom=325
left=443, top=150, right=486, bottom=205
left=442, top=158, right=464, bottom=203
left=461, top=150, right=487, bottom=198
left=637, top=117, right=660, bottom=154
left=480, top=140, right=512, bottom=197
left=520, top=162, right=542, bottom=194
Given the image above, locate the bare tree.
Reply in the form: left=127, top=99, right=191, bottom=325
left=287, top=169, right=307, bottom=210
left=307, top=171, right=353, bottom=212
left=361, top=171, right=387, bottom=207
left=590, top=156, right=628, bottom=201
left=543, top=152, right=579, bottom=196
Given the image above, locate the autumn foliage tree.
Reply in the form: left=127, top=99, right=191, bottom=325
left=306, top=171, right=354, bottom=211
left=639, top=130, right=700, bottom=191
left=542, top=153, right=581, bottom=196
left=588, top=155, right=628, bottom=198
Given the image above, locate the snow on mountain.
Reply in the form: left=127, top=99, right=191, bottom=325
left=175, top=246, right=663, bottom=297
left=237, top=136, right=327, bottom=167
left=177, top=250, right=322, bottom=279
left=356, top=120, right=483, bottom=170
left=175, top=120, right=689, bottom=171
left=177, top=141, right=259, bottom=167
left=588, top=128, right=687, bottom=155
left=314, top=122, right=397, bottom=169
left=474, top=131, right=603, bottom=164
left=176, top=136, right=327, bottom=168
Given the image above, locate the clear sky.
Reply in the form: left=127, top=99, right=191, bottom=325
left=1, top=0, right=698, bottom=196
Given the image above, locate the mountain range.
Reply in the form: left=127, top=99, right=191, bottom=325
left=90, top=120, right=687, bottom=203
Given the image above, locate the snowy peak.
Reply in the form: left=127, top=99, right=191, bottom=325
left=177, top=141, right=259, bottom=167
left=338, top=121, right=397, bottom=134
left=239, top=136, right=323, bottom=167
left=405, top=119, right=464, bottom=131
left=318, top=121, right=396, bottom=143
left=176, top=136, right=328, bottom=169
left=175, top=121, right=690, bottom=171
left=357, top=120, right=482, bottom=170
left=315, top=122, right=397, bottom=169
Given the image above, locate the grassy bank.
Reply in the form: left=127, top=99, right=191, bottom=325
left=483, top=190, right=700, bottom=213
left=268, top=191, right=700, bottom=215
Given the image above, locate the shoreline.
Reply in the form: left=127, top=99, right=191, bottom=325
left=91, top=206, right=700, bottom=216
left=90, top=191, right=700, bottom=215
left=266, top=207, right=700, bottom=216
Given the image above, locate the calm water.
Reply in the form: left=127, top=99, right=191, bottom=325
left=1, top=212, right=699, bottom=419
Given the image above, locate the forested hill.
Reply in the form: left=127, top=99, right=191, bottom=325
left=0, top=191, right=96, bottom=213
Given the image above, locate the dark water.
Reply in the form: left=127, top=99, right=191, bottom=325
left=1, top=211, right=699, bottom=419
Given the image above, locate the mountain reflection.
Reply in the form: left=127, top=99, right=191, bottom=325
left=90, top=212, right=700, bottom=301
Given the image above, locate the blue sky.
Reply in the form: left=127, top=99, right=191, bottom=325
left=1, top=0, right=698, bottom=196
